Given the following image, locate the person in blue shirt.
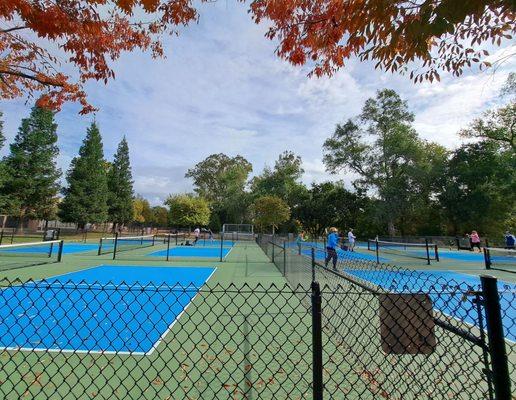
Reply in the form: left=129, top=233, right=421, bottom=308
left=296, top=230, right=306, bottom=254
left=325, top=227, right=339, bottom=270
left=505, top=231, right=516, bottom=249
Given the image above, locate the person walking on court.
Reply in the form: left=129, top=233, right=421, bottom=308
left=193, top=227, right=200, bottom=245
left=296, top=230, right=306, bottom=254
left=347, top=228, right=356, bottom=252
left=325, top=227, right=339, bottom=270
left=505, top=231, right=516, bottom=249
left=470, top=230, right=481, bottom=252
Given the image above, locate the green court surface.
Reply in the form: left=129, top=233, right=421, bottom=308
left=0, top=240, right=514, bottom=399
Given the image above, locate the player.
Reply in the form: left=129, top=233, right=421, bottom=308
left=325, top=227, right=339, bottom=270
left=505, top=231, right=516, bottom=249
left=193, top=227, right=200, bottom=245
left=347, top=228, right=356, bottom=252
left=470, top=230, right=481, bottom=253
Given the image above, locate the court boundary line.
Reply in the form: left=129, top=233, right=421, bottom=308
left=145, top=266, right=217, bottom=356
left=0, top=265, right=218, bottom=356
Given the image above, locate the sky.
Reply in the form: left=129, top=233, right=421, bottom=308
left=1, top=2, right=515, bottom=206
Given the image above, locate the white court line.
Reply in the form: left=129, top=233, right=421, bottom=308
left=0, top=265, right=218, bottom=356
left=145, top=267, right=218, bottom=356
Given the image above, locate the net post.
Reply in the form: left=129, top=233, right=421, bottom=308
left=283, top=240, right=286, bottom=277
left=48, top=241, right=54, bottom=258
left=311, top=247, right=316, bottom=282
left=98, top=238, right=103, bottom=255
left=367, top=239, right=371, bottom=251
left=484, top=248, right=492, bottom=270
left=152, top=235, right=155, bottom=246
left=375, top=238, right=379, bottom=264
left=434, top=244, right=439, bottom=262
left=219, top=232, right=224, bottom=262
left=480, top=275, right=512, bottom=399
left=0, top=230, right=3, bottom=245
left=57, top=240, right=64, bottom=262
left=425, top=238, right=431, bottom=265
left=166, top=234, right=171, bottom=261
left=175, top=233, right=178, bottom=246
left=311, top=280, right=323, bottom=400
left=113, top=232, right=119, bottom=260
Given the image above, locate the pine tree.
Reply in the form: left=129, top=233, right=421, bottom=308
left=107, top=137, right=134, bottom=230
left=59, top=122, right=108, bottom=227
left=1, top=106, right=61, bottom=224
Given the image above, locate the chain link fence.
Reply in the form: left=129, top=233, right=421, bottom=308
left=0, top=237, right=514, bottom=399
left=257, top=234, right=515, bottom=399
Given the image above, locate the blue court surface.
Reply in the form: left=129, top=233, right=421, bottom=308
left=188, top=240, right=234, bottom=247
left=301, top=248, right=388, bottom=263
left=0, top=265, right=216, bottom=354
left=0, top=243, right=100, bottom=255
left=345, top=268, right=516, bottom=341
left=148, top=246, right=232, bottom=258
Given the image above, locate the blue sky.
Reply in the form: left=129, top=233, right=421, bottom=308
left=1, top=3, right=515, bottom=205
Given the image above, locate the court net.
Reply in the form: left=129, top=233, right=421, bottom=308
left=484, top=247, right=516, bottom=273
left=367, top=239, right=439, bottom=265
left=0, top=240, right=64, bottom=272
left=98, top=234, right=156, bottom=256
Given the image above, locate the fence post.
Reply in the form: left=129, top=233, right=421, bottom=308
left=375, top=238, right=379, bottom=264
left=272, top=241, right=275, bottom=263
left=0, top=229, right=3, bottom=245
left=481, top=275, right=511, bottom=400
left=311, top=280, right=323, bottom=400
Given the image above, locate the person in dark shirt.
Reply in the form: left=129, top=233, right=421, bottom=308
left=505, top=231, right=516, bottom=249
left=325, top=227, right=340, bottom=270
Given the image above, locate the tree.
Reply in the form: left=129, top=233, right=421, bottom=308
left=107, top=137, right=134, bottom=230
left=3, top=2, right=512, bottom=112
left=294, top=182, right=366, bottom=237
left=1, top=106, right=61, bottom=226
left=252, top=195, right=291, bottom=234
left=0, top=110, right=6, bottom=210
left=59, top=122, right=108, bottom=227
left=251, top=151, right=306, bottom=204
left=459, top=74, right=516, bottom=151
left=186, top=153, right=252, bottom=224
left=165, top=194, right=211, bottom=228
left=132, top=195, right=153, bottom=226
left=251, top=1, right=514, bottom=81
left=439, top=141, right=515, bottom=236
left=151, top=206, right=169, bottom=227
left=323, top=89, right=448, bottom=236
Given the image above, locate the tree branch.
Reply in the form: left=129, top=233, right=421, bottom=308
left=0, top=69, right=64, bottom=87
left=1, top=26, right=28, bottom=34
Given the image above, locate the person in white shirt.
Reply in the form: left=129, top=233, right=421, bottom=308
left=347, top=228, right=356, bottom=252
left=193, top=227, right=200, bottom=245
